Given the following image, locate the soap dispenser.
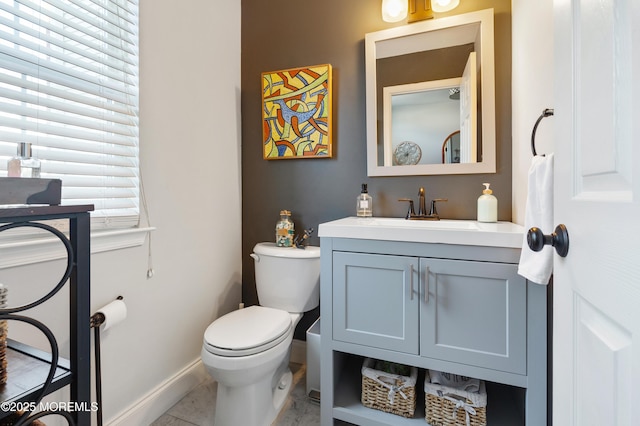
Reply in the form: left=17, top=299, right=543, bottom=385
left=356, top=184, right=373, bottom=217
left=477, top=183, right=497, bottom=222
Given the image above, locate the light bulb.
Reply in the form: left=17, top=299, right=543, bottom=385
left=431, top=0, right=460, bottom=13
left=382, top=0, right=408, bottom=22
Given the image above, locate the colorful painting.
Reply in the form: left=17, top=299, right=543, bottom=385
left=262, top=64, right=332, bottom=159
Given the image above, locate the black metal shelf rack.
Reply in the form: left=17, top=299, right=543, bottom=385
left=0, top=205, right=94, bottom=425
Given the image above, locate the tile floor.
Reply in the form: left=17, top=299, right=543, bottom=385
left=150, top=363, right=320, bottom=426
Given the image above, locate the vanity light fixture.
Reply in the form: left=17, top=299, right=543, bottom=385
left=382, top=0, right=408, bottom=22
left=407, top=0, right=461, bottom=22
left=431, top=0, right=460, bottom=13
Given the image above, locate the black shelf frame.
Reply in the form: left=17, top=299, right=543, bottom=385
left=0, top=339, right=72, bottom=415
left=0, top=205, right=94, bottom=425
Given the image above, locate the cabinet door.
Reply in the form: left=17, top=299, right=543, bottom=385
left=333, top=252, right=419, bottom=354
left=420, top=258, right=527, bottom=374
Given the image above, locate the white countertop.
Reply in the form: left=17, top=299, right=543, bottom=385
left=318, top=217, right=525, bottom=249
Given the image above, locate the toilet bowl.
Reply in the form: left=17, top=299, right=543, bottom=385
left=201, top=243, right=320, bottom=426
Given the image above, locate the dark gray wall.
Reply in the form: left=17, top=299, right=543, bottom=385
left=241, top=0, right=512, bottom=337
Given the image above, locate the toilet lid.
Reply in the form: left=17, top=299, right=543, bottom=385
left=203, top=306, right=292, bottom=357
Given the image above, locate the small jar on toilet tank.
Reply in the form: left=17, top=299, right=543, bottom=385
left=275, top=210, right=294, bottom=247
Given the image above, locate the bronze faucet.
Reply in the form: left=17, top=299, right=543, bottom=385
left=399, top=187, right=447, bottom=220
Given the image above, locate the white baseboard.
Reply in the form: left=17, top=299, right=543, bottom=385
left=290, top=338, right=306, bottom=365
left=106, top=358, right=209, bottom=426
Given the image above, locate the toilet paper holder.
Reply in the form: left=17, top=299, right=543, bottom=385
left=90, top=295, right=124, bottom=328
left=90, top=295, right=124, bottom=426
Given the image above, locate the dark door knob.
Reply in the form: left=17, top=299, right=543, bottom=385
left=527, top=224, right=569, bottom=257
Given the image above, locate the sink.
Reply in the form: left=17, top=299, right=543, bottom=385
left=370, top=218, right=480, bottom=230
left=318, top=217, right=525, bottom=248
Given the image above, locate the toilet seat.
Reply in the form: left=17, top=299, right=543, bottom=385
left=203, top=305, right=292, bottom=357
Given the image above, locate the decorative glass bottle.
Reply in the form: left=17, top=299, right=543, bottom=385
left=275, top=210, right=295, bottom=247
left=7, top=142, right=40, bottom=178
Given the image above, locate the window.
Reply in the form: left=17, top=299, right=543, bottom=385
left=0, top=0, right=140, bottom=230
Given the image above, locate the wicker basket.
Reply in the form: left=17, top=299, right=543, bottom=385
left=0, top=321, right=6, bottom=386
left=361, top=358, right=418, bottom=418
left=0, top=321, right=6, bottom=385
left=424, top=371, right=487, bottom=426
left=0, top=284, right=7, bottom=385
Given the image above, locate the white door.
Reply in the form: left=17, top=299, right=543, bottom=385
left=459, top=52, right=477, bottom=163
left=553, top=0, right=640, bottom=425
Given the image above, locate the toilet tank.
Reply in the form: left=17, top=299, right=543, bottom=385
left=251, top=243, right=320, bottom=313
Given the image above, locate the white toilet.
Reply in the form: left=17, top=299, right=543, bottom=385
left=201, top=242, right=320, bottom=426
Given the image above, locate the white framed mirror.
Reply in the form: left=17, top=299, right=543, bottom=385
left=366, top=8, right=496, bottom=176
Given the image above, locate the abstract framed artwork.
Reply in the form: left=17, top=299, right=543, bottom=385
left=262, top=64, right=333, bottom=159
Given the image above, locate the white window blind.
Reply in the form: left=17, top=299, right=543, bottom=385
left=0, top=0, right=139, bottom=230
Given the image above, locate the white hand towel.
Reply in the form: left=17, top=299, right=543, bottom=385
left=518, top=154, right=554, bottom=285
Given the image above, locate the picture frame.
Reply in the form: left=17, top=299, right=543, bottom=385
left=262, top=64, right=333, bottom=159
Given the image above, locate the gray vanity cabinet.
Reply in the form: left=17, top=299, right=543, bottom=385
left=333, top=252, right=420, bottom=354
left=420, top=258, right=527, bottom=375
left=320, top=235, right=547, bottom=426
left=332, top=252, right=527, bottom=374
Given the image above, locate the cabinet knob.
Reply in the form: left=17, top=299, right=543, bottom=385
left=527, top=224, right=569, bottom=257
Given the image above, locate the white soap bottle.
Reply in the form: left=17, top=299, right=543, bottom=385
left=477, top=183, right=497, bottom=222
left=356, top=184, right=373, bottom=217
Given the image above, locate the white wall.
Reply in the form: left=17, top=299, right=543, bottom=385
left=0, top=0, right=242, bottom=424
left=511, top=0, right=554, bottom=224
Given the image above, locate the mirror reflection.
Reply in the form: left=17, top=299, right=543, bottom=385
left=385, top=81, right=462, bottom=165
left=366, top=9, right=496, bottom=176
left=442, top=130, right=461, bottom=163
left=383, top=51, right=477, bottom=166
